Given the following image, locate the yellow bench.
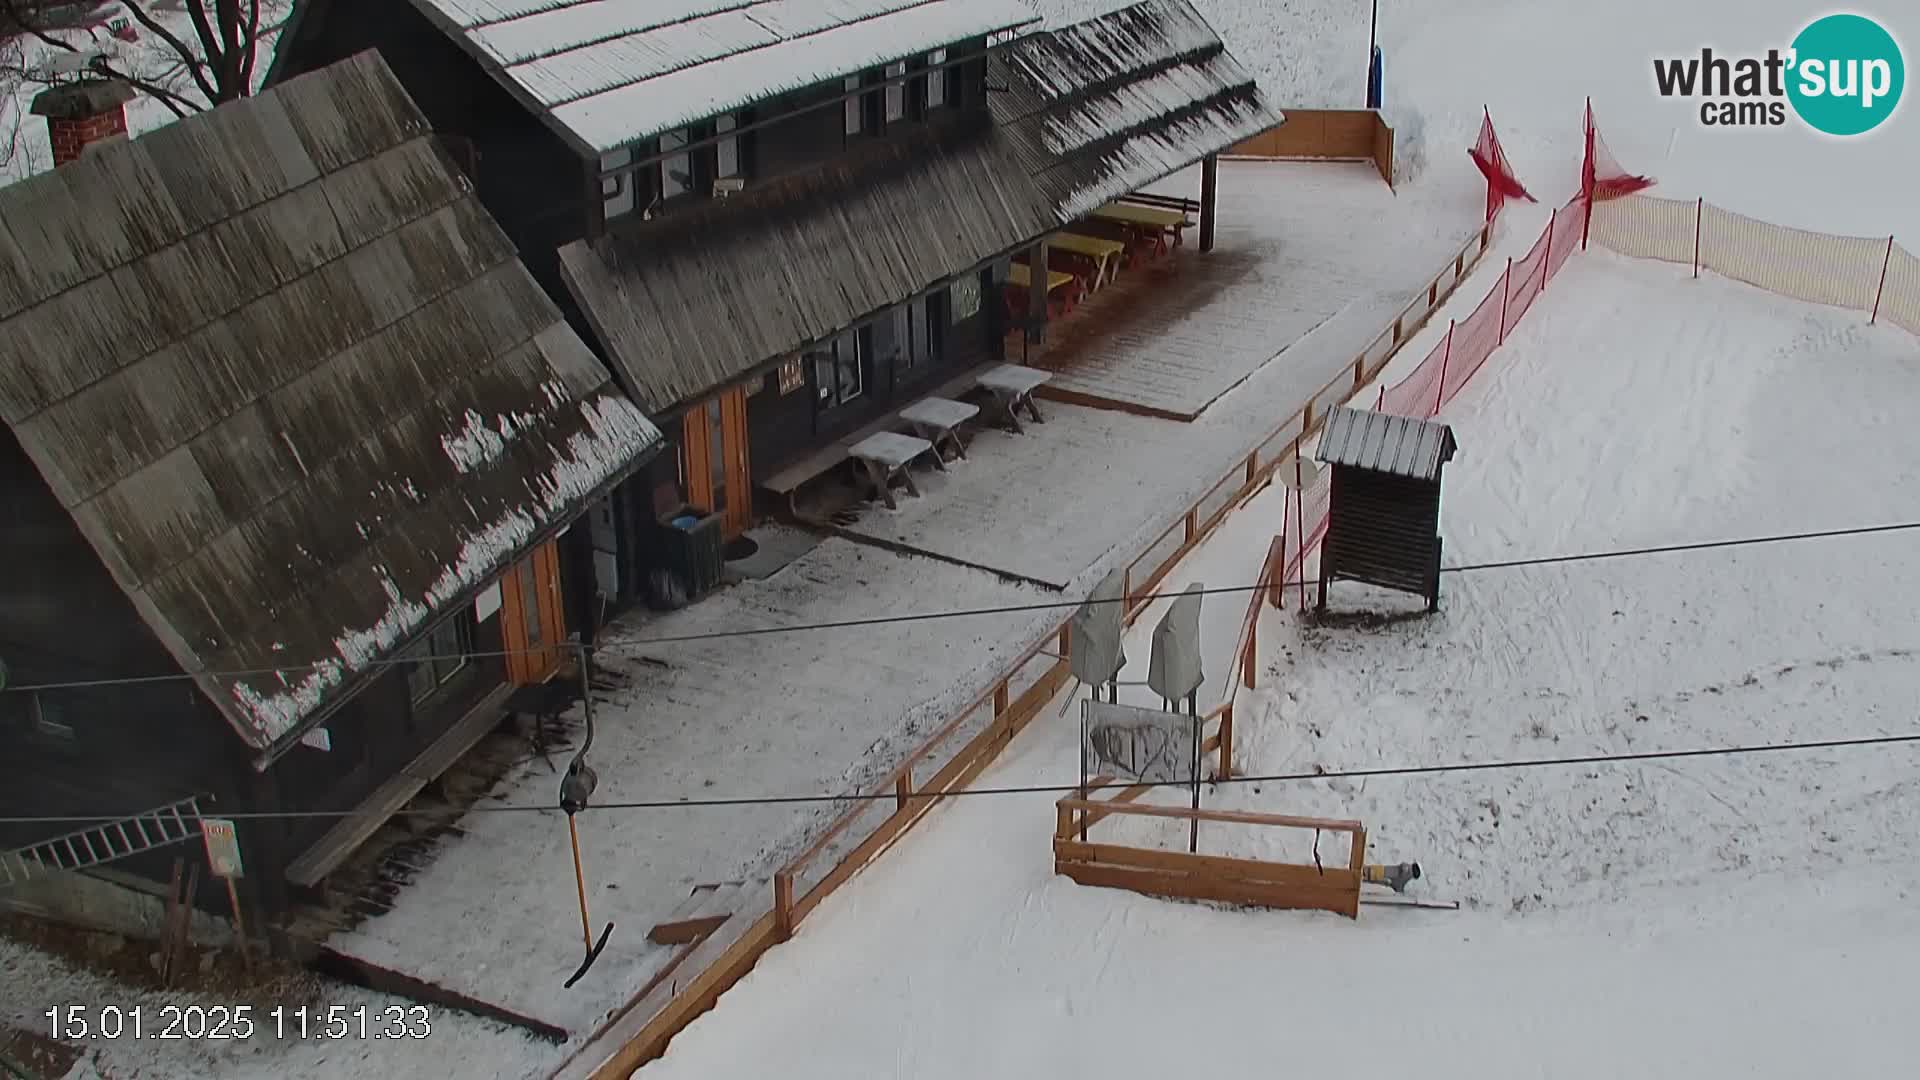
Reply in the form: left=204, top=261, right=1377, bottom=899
left=1006, top=263, right=1076, bottom=293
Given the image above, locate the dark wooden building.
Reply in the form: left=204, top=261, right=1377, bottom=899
left=268, top=0, right=1281, bottom=608
left=1313, top=406, right=1459, bottom=612
left=0, top=54, right=662, bottom=933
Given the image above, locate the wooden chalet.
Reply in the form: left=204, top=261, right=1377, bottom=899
left=268, top=0, right=1281, bottom=606
left=0, top=54, right=663, bottom=933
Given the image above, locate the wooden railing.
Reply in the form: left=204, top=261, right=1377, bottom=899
left=1055, top=798, right=1367, bottom=918
left=556, top=213, right=1497, bottom=1080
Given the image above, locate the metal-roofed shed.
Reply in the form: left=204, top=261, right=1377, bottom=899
left=1313, top=406, right=1458, bottom=612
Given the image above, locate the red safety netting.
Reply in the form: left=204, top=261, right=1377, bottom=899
left=1469, top=107, right=1534, bottom=222
left=1582, top=98, right=1654, bottom=203
left=1547, top=194, right=1587, bottom=280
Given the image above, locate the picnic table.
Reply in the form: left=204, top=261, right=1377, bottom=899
left=848, top=431, right=938, bottom=510
left=1004, top=262, right=1080, bottom=320
left=976, top=364, right=1053, bottom=435
left=1089, top=202, right=1194, bottom=257
left=1045, top=231, right=1129, bottom=290
left=898, top=396, right=979, bottom=462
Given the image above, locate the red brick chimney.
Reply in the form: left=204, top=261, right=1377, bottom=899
left=30, top=79, right=138, bottom=167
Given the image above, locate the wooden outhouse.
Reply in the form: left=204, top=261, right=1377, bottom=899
left=1313, top=406, right=1458, bottom=612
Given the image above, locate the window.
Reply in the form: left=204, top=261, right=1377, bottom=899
left=659, top=129, right=692, bottom=199
left=600, top=146, right=634, bottom=220
left=926, top=49, right=949, bottom=109
left=884, top=61, right=907, bottom=123
left=402, top=613, right=473, bottom=703
left=871, top=304, right=908, bottom=373
left=31, top=694, right=74, bottom=742
left=843, top=75, right=864, bottom=136
left=812, top=332, right=863, bottom=408
left=950, top=272, right=982, bottom=324
left=715, top=113, right=740, bottom=179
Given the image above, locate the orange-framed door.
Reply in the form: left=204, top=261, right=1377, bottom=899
left=680, top=385, right=753, bottom=538
left=500, top=540, right=567, bottom=685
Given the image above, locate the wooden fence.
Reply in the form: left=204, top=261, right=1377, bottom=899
left=552, top=213, right=1497, bottom=1080
left=1055, top=799, right=1367, bottom=918
left=1225, top=109, right=1395, bottom=188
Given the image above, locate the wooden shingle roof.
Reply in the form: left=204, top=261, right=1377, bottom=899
left=0, top=52, right=662, bottom=754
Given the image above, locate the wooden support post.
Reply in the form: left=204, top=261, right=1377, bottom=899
left=895, top=771, right=911, bottom=812
left=1028, top=239, right=1050, bottom=345
left=1199, top=153, right=1219, bottom=253
left=225, top=876, right=252, bottom=975
left=1183, top=507, right=1197, bottom=543
left=1872, top=236, right=1895, bottom=324
left=1240, top=627, right=1255, bottom=690
left=993, top=682, right=1009, bottom=716
left=1352, top=354, right=1365, bottom=389
left=773, top=872, right=794, bottom=941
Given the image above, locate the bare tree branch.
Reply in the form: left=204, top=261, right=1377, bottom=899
left=238, top=0, right=260, bottom=93
left=117, top=0, right=222, bottom=103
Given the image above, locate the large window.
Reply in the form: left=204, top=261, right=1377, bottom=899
left=884, top=61, right=908, bottom=123
left=843, top=75, right=864, bottom=137
left=600, top=146, right=635, bottom=221
left=926, top=49, right=950, bottom=110
left=950, top=272, right=983, bottom=324
left=715, top=114, right=741, bottom=179
left=402, top=613, right=473, bottom=704
left=660, top=129, right=693, bottom=199
left=811, top=331, right=864, bottom=408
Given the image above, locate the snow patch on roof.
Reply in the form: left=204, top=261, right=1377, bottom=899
left=230, top=391, right=660, bottom=743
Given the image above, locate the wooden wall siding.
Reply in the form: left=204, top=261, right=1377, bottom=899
left=1322, top=469, right=1443, bottom=596
left=987, top=0, right=1283, bottom=219
left=0, top=52, right=661, bottom=754
left=559, top=124, right=1056, bottom=416
left=1225, top=109, right=1397, bottom=186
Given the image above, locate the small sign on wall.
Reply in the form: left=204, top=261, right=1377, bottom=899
left=200, top=818, right=244, bottom=879
left=475, top=582, right=503, bottom=621
left=778, top=357, right=804, bottom=395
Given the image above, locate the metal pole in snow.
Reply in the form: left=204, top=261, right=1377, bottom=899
left=1541, top=208, right=1556, bottom=290
left=1693, top=197, right=1704, bottom=278
left=1871, top=236, right=1894, bottom=324
left=1432, top=321, right=1454, bottom=417
left=1498, top=257, right=1512, bottom=343
left=1367, top=0, right=1379, bottom=101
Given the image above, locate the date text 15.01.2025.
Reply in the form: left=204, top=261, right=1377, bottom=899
left=46, top=1004, right=433, bottom=1041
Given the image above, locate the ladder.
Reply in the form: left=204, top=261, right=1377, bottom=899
left=1, top=795, right=205, bottom=889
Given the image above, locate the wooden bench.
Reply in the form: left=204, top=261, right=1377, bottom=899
left=1091, top=201, right=1193, bottom=254
left=286, top=681, right=516, bottom=889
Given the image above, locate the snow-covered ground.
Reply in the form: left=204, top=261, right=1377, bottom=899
left=629, top=245, right=1920, bottom=1080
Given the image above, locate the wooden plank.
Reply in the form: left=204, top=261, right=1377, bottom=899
left=1055, top=799, right=1362, bottom=834
left=1057, top=859, right=1360, bottom=918
left=1055, top=840, right=1357, bottom=892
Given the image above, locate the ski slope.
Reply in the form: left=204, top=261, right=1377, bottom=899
left=628, top=1, right=1920, bottom=1074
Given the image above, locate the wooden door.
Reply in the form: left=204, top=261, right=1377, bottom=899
left=680, top=386, right=753, bottom=539
left=500, top=540, right=567, bottom=685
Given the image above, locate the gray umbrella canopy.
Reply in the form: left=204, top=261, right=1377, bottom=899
left=1069, top=568, right=1128, bottom=687
left=1148, top=582, right=1205, bottom=702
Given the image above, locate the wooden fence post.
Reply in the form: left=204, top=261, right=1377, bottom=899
left=774, top=872, right=794, bottom=941
left=895, top=771, right=911, bottom=811
left=1692, top=197, right=1703, bottom=278
left=1871, top=236, right=1894, bottom=324
left=1352, top=354, right=1365, bottom=389
left=1497, top=257, right=1512, bottom=343
left=1218, top=702, right=1234, bottom=780
left=1431, top=321, right=1453, bottom=417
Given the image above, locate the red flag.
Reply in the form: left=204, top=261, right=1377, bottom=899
left=1469, top=107, right=1534, bottom=221
left=1581, top=99, right=1654, bottom=202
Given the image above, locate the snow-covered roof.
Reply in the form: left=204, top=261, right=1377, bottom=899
left=990, top=0, right=1282, bottom=220
left=1316, top=406, right=1456, bottom=482
left=407, top=0, right=1042, bottom=154
left=0, top=52, right=662, bottom=754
